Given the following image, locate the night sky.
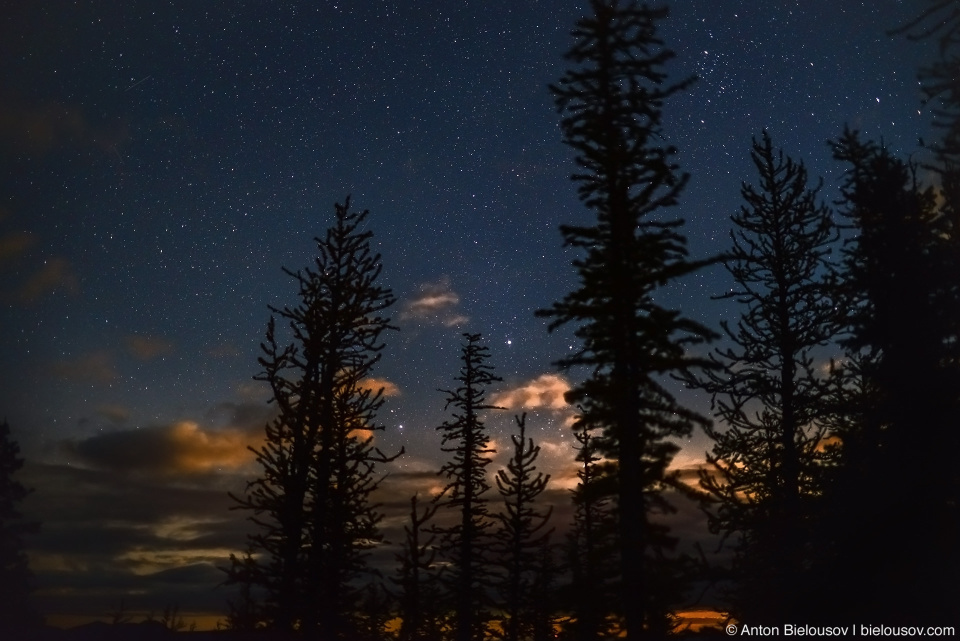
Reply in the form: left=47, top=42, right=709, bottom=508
left=0, top=0, right=935, bottom=628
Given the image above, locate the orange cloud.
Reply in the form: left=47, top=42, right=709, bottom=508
left=492, top=374, right=572, bottom=411
left=19, top=257, right=79, bottom=302
left=348, top=428, right=376, bottom=442
left=73, top=420, right=261, bottom=475
left=163, top=422, right=258, bottom=473
left=816, top=433, right=842, bottom=452
left=358, top=377, right=400, bottom=397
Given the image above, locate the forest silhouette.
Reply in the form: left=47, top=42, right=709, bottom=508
left=3, top=0, right=959, bottom=638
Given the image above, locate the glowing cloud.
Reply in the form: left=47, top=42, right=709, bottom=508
left=492, top=374, right=572, bottom=411
left=358, top=377, right=401, bottom=397
left=400, top=276, right=469, bottom=327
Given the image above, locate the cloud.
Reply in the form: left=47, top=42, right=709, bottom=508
left=96, top=405, right=131, bottom=426
left=0, top=95, right=129, bottom=157
left=208, top=400, right=275, bottom=432
left=51, top=351, right=117, bottom=384
left=358, top=377, right=401, bottom=397
left=0, top=231, right=36, bottom=262
left=19, top=257, right=79, bottom=303
left=400, top=276, right=469, bottom=327
left=492, top=373, right=572, bottom=411
left=70, top=421, right=261, bottom=476
left=19, top=461, right=252, bottom=622
left=125, top=334, right=175, bottom=360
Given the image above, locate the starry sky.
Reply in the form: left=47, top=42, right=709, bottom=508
left=0, top=0, right=936, bottom=628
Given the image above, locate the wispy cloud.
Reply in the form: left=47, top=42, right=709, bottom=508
left=51, top=351, right=116, bottom=384
left=21, top=460, right=250, bottom=622
left=19, top=257, right=79, bottom=303
left=400, top=276, right=469, bottom=327
left=0, top=96, right=129, bottom=156
left=96, top=404, right=132, bottom=426
left=0, top=231, right=36, bottom=262
left=125, top=334, right=175, bottom=361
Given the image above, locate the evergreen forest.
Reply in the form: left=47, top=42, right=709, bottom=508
left=3, top=1, right=959, bottom=638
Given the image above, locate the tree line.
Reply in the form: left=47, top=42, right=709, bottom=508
left=3, top=0, right=958, bottom=638
left=219, top=1, right=959, bottom=637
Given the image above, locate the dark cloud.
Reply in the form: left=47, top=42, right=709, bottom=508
left=0, top=94, right=130, bottom=157
left=22, top=462, right=248, bottom=531
left=0, top=230, right=36, bottom=262
left=146, top=563, right=226, bottom=588
left=51, top=351, right=116, bottom=384
left=68, top=421, right=261, bottom=476
left=207, top=400, right=275, bottom=432
left=20, top=461, right=252, bottom=621
left=95, top=404, right=131, bottom=426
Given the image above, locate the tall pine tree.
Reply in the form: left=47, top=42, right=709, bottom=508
left=892, top=0, right=960, bottom=386
left=818, top=131, right=960, bottom=621
left=689, top=132, right=837, bottom=623
left=226, top=198, right=398, bottom=638
left=434, top=333, right=500, bottom=641
left=539, top=1, right=716, bottom=635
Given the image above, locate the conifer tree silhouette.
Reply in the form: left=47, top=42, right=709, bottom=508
left=221, top=548, right=261, bottom=632
left=562, top=422, right=618, bottom=641
left=818, top=131, right=960, bottom=621
left=688, top=132, right=837, bottom=623
left=891, top=0, right=960, bottom=384
left=392, top=495, right=443, bottom=641
left=492, top=413, right=553, bottom=641
left=539, top=1, right=716, bottom=635
left=433, top=333, right=500, bottom=641
left=0, top=419, right=41, bottom=633
left=528, top=539, right=559, bottom=641
left=892, top=1, right=960, bottom=164
left=226, top=197, right=398, bottom=638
